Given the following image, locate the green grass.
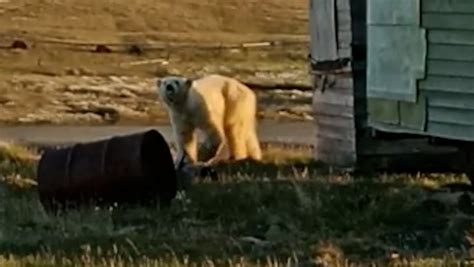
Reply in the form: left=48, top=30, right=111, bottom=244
left=1, top=143, right=474, bottom=266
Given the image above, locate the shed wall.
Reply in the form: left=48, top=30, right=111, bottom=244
left=365, top=0, right=474, bottom=142
left=420, top=0, right=474, bottom=141
left=311, top=0, right=357, bottom=167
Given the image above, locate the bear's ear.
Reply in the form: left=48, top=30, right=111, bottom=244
left=184, top=78, right=193, bottom=90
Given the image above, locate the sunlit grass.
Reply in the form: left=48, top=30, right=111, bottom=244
left=0, top=141, right=38, bottom=189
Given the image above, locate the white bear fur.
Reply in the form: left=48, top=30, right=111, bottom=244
left=156, top=74, right=262, bottom=165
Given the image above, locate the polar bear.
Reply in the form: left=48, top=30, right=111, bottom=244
left=156, top=74, right=262, bottom=165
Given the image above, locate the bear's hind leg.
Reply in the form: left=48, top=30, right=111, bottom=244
left=226, top=122, right=248, bottom=161
left=246, top=130, right=262, bottom=161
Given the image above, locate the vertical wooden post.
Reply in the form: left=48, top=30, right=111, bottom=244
left=310, top=0, right=338, bottom=62
left=310, top=0, right=358, bottom=169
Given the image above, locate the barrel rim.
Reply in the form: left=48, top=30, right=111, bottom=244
left=139, top=129, right=176, bottom=180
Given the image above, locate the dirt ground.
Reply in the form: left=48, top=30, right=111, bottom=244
left=0, top=0, right=312, bottom=125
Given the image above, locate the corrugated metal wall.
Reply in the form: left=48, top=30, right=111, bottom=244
left=420, top=0, right=474, bottom=141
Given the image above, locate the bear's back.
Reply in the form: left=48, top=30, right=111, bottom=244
left=193, top=74, right=253, bottom=101
left=186, top=75, right=227, bottom=122
left=188, top=75, right=255, bottom=123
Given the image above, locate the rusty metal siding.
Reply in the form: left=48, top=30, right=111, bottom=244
left=311, top=0, right=358, bottom=167
left=419, top=0, right=474, bottom=141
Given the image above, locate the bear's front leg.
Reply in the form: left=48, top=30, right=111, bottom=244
left=200, top=124, right=226, bottom=165
left=173, top=122, right=198, bottom=165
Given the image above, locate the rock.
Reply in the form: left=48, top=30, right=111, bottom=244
left=10, top=40, right=28, bottom=50
left=64, top=67, right=95, bottom=76
left=94, top=44, right=112, bottom=53
left=64, top=67, right=81, bottom=76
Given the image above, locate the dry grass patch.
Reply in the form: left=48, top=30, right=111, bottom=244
left=0, top=141, right=38, bottom=187
left=0, top=141, right=39, bottom=162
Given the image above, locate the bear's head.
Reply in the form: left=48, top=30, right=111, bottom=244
left=156, top=76, right=193, bottom=108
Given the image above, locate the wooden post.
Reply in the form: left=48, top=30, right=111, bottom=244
left=310, top=0, right=338, bottom=62
left=310, top=0, right=357, bottom=169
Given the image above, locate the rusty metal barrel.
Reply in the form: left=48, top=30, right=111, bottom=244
left=36, top=130, right=177, bottom=211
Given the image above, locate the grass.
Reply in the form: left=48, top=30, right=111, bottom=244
left=1, top=142, right=474, bottom=266
left=0, top=142, right=38, bottom=187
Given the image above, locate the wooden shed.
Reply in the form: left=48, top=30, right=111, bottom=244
left=310, top=0, right=474, bottom=177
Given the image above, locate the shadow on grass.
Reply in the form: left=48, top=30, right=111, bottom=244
left=1, top=167, right=473, bottom=264
left=1, top=143, right=473, bottom=264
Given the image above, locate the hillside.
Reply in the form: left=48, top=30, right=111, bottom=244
left=0, top=0, right=308, bottom=43
left=0, top=0, right=311, bottom=125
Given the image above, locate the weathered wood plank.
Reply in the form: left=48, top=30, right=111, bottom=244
left=313, top=102, right=354, bottom=119
left=337, top=9, right=352, bottom=32
left=420, top=75, right=474, bottom=94
left=425, top=91, right=474, bottom=110
left=422, top=0, right=474, bottom=14
left=338, top=30, right=352, bottom=49
left=422, top=14, right=474, bottom=30
left=314, top=127, right=356, bottom=143
left=428, top=106, right=474, bottom=126
left=336, top=12, right=364, bottom=47
left=338, top=47, right=352, bottom=58
left=336, top=0, right=350, bottom=12
left=314, top=114, right=356, bottom=129
left=313, top=90, right=354, bottom=107
left=427, top=121, right=474, bottom=142
left=427, top=60, right=474, bottom=78
left=428, top=44, right=474, bottom=61
left=311, top=74, right=354, bottom=92
left=428, top=30, right=474, bottom=46
left=310, top=0, right=338, bottom=61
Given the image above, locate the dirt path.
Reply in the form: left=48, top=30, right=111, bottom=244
left=0, top=120, right=314, bottom=146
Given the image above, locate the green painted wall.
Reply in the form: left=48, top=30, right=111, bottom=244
left=421, top=0, right=474, bottom=141
left=366, top=0, right=474, bottom=141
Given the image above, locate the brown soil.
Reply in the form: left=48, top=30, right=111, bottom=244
left=0, top=0, right=311, bottom=125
